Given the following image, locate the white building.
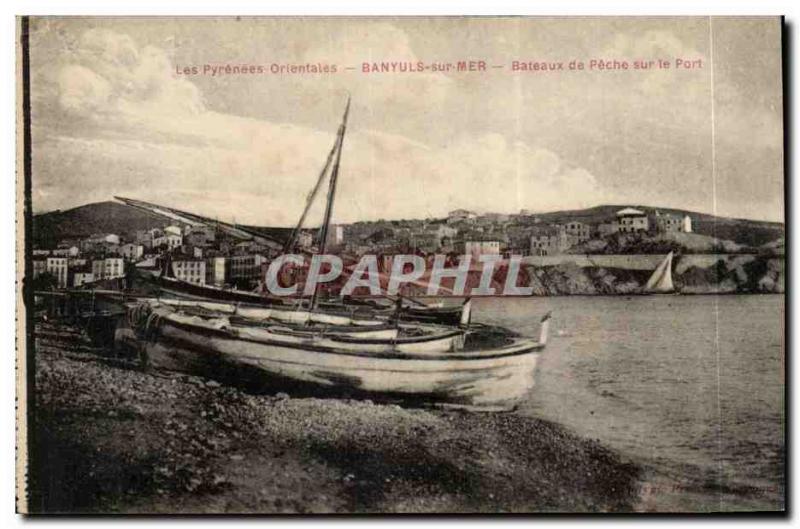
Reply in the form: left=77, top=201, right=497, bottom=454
left=682, top=215, right=693, bottom=233
left=119, top=243, right=144, bottom=261
left=153, top=232, right=183, bottom=250
left=104, top=257, right=125, bottom=279
left=653, top=211, right=693, bottom=233
left=462, top=240, right=501, bottom=260
left=447, top=209, right=478, bottom=224
left=616, top=208, right=649, bottom=233
left=52, top=246, right=80, bottom=258
left=172, top=259, right=206, bottom=285
left=164, top=225, right=183, bottom=236
left=206, top=256, right=226, bottom=287
left=92, top=257, right=125, bottom=280
left=46, top=257, right=68, bottom=288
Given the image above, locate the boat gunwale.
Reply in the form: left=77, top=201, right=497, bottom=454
left=145, top=310, right=544, bottom=361
left=155, top=276, right=467, bottom=322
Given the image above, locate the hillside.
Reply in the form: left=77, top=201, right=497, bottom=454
left=527, top=205, right=784, bottom=247
left=32, top=201, right=167, bottom=248
left=32, top=200, right=785, bottom=251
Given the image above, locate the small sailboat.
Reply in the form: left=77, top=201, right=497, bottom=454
left=643, top=251, right=676, bottom=294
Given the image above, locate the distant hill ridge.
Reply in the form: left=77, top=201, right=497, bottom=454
left=32, top=201, right=168, bottom=248
left=31, top=200, right=784, bottom=249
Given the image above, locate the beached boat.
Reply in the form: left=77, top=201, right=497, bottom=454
left=643, top=251, right=676, bottom=294
left=117, top=300, right=550, bottom=410
left=127, top=300, right=465, bottom=354
left=143, top=265, right=470, bottom=326
left=340, top=296, right=469, bottom=326
left=115, top=97, right=550, bottom=410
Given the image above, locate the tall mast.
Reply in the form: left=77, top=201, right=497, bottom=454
left=283, top=132, right=341, bottom=254
left=310, top=96, right=350, bottom=311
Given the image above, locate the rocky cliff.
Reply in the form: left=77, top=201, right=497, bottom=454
left=522, top=254, right=784, bottom=296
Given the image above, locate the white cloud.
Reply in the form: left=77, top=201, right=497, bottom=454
left=36, top=27, right=609, bottom=224
left=57, top=28, right=205, bottom=122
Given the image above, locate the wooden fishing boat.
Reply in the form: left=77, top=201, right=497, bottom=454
left=147, top=270, right=469, bottom=326
left=127, top=301, right=465, bottom=354
left=338, top=296, right=469, bottom=326
left=156, top=273, right=273, bottom=304
left=117, top=300, right=550, bottom=411
left=145, top=297, right=389, bottom=327
left=114, top=98, right=551, bottom=410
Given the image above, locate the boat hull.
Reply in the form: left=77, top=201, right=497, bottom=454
left=117, top=316, right=542, bottom=411
left=147, top=274, right=467, bottom=326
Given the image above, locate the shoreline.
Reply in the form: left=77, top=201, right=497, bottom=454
left=27, top=320, right=642, bottom=514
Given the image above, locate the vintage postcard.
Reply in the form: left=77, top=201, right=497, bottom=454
left=16, top=16, right=785, bottom=513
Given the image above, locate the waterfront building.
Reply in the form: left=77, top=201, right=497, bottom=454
left=171, top=258, right=207, bottom=285
left=227, top=254, right=267, bottom=283
left=461, top=239, right=501, bottom=260
left=92, top=257, right=125, bottom=280
left=206, top=256, right=226, bottom=287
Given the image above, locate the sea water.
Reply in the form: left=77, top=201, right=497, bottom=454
left=473, top=295, right=785, bottom=511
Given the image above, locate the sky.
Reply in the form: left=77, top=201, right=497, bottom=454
left=27, top=17, right=784, bottom=225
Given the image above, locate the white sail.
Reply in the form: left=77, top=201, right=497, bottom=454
left=644, top=252, right=675, bottom=293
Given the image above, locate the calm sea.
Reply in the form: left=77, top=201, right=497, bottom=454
left=473, top=295, right=785, bottom=512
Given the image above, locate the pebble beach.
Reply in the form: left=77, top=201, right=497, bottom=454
left=26, top=320, right=642, bottom=514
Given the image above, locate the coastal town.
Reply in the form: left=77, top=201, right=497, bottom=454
left=32, top=203, right=704, bottom=292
